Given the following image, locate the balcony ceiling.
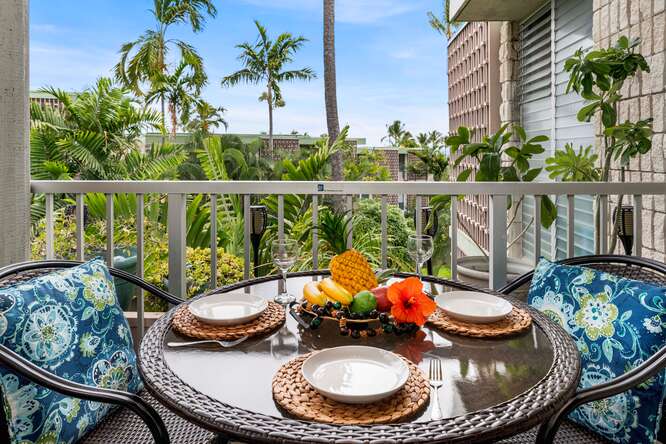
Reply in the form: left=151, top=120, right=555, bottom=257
left=450, top=0, right=549, bottom=22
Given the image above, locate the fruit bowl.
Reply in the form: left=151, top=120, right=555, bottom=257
left=291, top=249, right=435, bottom=339
left=294, top=300, right=420, bottom=338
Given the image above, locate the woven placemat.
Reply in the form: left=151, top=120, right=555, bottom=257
left=428, top=307, right=532, bottom=338
left=272, top=353, right=429, bottom=425
left=172, top=301, right=285, bottom=340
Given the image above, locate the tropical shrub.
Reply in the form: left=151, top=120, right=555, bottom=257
left=31, top=211, right=243, bottom=312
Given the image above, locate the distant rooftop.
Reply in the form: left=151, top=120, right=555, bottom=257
left=144, top=132, right=367, bottom=146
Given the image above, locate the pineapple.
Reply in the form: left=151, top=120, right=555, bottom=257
left=330, top=249, right=378, bottom=295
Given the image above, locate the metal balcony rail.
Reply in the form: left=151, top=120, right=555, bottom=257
left=30, top=180, right=666, bottom=338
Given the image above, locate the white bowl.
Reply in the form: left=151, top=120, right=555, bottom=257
left=435, top=291, right=513, bottom=324
left=188, top=292, right=268, bottom=326
left=301, top=346, right=409, bottom=404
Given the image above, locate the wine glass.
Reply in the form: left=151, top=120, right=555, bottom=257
left=271, top=238, right=299, bottom=305
left=407, top=235, right=433, bottom=280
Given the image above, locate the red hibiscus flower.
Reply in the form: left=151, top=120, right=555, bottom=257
left=387, top=277, right=436, bottom=326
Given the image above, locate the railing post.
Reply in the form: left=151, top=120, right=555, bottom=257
left=489, top=194, right=507, bottom=290
left=450, top=197, right=458, bottom=281
left=346, top=195, right=353, bottom=249
left=381, top=196, right=388, bottom=269
left=243, top=195, right=251, bottom=283
left=210, top=194, right=218, bottom=288
left=633, top=194, right=642, bottom=257
left=415, top=196, right=422, bottom=237
left=45, top=194, right=54, bottom=260
left=75, top=194, right=85, bottom=261
left=533, top=195, right=542, bottom=266
left=598, top=195, right=608, bottom=254
left=105, top=194, right=114, bottom=267
left=136, top=194, right=144, bottom=339
left=567, top=194, right=575, bottom=258
left=312, top=195, right=319, bottom=270
left=168, top=194, right=186, bottom=300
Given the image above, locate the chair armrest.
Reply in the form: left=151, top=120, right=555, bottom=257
left=536, top=345, right=666, bottom=443
left=0, top=344, right=170, bottom=444
left=0, top=260, right=184, bottom=305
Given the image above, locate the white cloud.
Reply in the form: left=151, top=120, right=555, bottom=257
left=236, top=0, right=427, bottom=24
left=32, top=23, right=62, bottom=33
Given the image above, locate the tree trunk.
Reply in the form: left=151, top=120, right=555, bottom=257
left=267, top=84, right=274, bottom=159
left=324, top=0, right=344, bottom=211
left=170, top=101, right=177, bottom=140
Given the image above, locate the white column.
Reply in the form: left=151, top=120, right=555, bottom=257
left=0, top=0, right=30, bottom=266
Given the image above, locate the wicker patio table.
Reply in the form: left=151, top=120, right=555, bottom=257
left=138, top=272, right=580, bottom=444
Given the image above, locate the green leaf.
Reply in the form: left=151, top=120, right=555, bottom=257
left=540, top=196, right=557, bottom=228
left=527, top=135, right=549, bottom=144
left=522, top=168, right=542, bottom=182
left=601, top=102, right=617, bottom=127
left=456, top=169, right=472, bottom=182
left=515, top=125, right=527, bottom=142
left=477, top=153, right=500, bottom=181
left=577, top=102, right=599, bottom=122
left=501, top=166, right=519, bottom=182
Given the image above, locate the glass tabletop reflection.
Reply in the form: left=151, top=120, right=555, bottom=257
left=162, top=274, right=553, bottom=422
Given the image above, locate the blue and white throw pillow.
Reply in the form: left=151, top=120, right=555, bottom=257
left=528, top=258, right=666, bottom=443
left=0, top=259, right=142, bottom=443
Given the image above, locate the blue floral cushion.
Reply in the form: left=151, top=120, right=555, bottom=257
left=0, top=259, right=142, bottom=443
left=528, top=258, right=666, bottom=443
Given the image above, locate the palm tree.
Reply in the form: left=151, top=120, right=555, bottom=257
left=31, top=78, right=167, bottom=180
left=30, top=78, right=185, bottom=222
left=428, top=1, right=458, bottom=38
left=186, top=99, right=227, bottom=135
left=221, top=20, right=315, bottom=157
left=114, top=0, right=216, bottom=126
left=324, top=0, right=342, bottom=183
left=146, top=60, right=206, bottom=137
left=382, top=120, right=416, bottom=147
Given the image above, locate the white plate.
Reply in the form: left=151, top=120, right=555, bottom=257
left=188, top=292, right=268, bottom=326
left=301, top=346, right=409, bottom=404
left=435, top=291, right=513, bottom=324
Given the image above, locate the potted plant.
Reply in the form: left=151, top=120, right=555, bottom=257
left=445, top=124, right=557, bottom=287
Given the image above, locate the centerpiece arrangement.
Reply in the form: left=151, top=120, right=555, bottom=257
left=297, top=249, right=436, bottom=337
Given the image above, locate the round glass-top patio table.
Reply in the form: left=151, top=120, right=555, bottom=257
left=138, top=272, right=580, bottom=443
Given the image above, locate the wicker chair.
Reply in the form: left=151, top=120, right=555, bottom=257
left=0, top=260, right=216, bottom=444
left=498, top=255, right=666, bottom=444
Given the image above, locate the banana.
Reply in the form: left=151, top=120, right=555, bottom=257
left=303, top=281, right=327, bottom=306
left=319, top=278, right=353, bottom=305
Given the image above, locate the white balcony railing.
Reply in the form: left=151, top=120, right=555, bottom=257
left=31, top=180, right=666, bottom=338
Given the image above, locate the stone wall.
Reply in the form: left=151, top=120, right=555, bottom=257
left=593, top=0, right=666, bottom=261
left=499, top=21, right=520, bottom=128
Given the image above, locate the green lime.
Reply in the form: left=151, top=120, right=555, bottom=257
left=350, top=290, right=377, bottom=315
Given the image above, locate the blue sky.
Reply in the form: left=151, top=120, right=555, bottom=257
left=30, top=0, right=449, bottom=145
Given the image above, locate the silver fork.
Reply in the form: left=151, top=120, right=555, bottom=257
left=429, top=358, right=444, bottom=421
left=167, top=336, right=249, bottom=349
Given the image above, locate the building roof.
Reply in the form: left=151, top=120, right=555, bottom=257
left=144, top=132, right=366, bottom=146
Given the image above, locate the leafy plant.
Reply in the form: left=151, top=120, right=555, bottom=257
left=408, top=131, right=449, bottom=181
left=447, top=124, right=557, bottom=228
left=344, top=150, right=391, bottom=181
left=31, top=211, right=243, bottom=312
left=564, top=35, right=651, bottom=179
left=381, top=120, right=416, bottom=147
left=559, top=35, right=652, bottom=252
left=545, top=144, right=600, bottom=182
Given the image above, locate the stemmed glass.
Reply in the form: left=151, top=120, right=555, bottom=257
left=407, top=235, right=433, bottom=280
left=271, top=238, right=299, bottom=305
